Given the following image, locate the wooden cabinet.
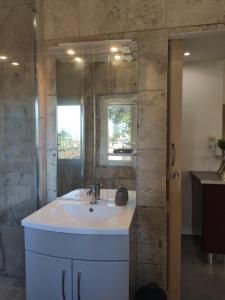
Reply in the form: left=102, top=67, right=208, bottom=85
left=192, top=172, right=225, bottom=254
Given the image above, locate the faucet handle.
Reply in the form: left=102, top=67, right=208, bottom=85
left=94, top=183, right=101, bottom=190
left=87, top=185, right=95, bottom=196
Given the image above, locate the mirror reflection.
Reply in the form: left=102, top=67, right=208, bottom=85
left=48, top=40, right=137, bottom=196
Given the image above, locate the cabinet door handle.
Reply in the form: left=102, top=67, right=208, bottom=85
left=78, top=271, right=81, bottom=300
left=62, top=270, right=66, bottom=300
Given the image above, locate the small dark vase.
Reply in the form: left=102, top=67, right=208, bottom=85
left=115, top=187, right=128, bottom=206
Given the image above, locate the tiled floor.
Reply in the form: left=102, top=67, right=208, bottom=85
left=182, top=236, right=225, bottom=300
left=0, top=276, right=25, bottom=300
left=0, top=238, right=225, bottom=300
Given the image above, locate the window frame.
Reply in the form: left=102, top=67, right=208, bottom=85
left=99, top=94, right=137, bottom=167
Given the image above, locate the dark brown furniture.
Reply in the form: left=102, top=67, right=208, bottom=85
left=192, top=171, right=225, bottom=259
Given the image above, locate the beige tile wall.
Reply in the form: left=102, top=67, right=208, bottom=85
left=38, top=0, right=225, bottom=293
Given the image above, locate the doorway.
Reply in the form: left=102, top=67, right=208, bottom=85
left=167, top=30, right=225, bottom=300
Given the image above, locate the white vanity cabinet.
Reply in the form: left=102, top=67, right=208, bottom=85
left=73, top=260, right=128, bottom=300
left=24, top=228, right=129, bottom=300
left=26, top=251, right=73, bottom=300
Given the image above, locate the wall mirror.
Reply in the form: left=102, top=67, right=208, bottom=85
left=47, top=40, right=138, bottom=196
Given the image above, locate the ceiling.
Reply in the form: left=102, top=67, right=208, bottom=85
left=183, top=31, right=225, bottom=62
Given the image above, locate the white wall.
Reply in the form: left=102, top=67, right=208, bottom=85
left=182, top=60, right=224, bottom=235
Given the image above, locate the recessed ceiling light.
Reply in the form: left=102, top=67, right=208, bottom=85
left=74, top=57, right=82, bottom=63
left=114, top=55, right=121, bottom=60
left=12, top=62, right=19, bottom=66
left=0, top=56, right=7, bottom=60
left=184, top=52, right=190, bottom=56
left=110, top=47, right=118, bottom=53
left=67, top=49, right=75, bottom=55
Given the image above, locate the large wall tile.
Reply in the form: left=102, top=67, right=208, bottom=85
left=95, top=177, right=136, bottom=190
left=45, top=56, right=56, bottom=95
left=136, top=206, right=166, bottom=238
left=127, top=0, right=166, bottom=31
left=136, top=239, right=165, bottom=265
left=47, top=149, right=57, bottom=201
left=0, top=226, right=25, bottom=277
left=46, top=95, right=57, bottom=150
left=137, top=149, right=166, bottom=171
left=56, top=61, right=83, bottom=101
left=137, top=91, right=166, bottom=149
left=167, top=0, right=225, bottom=28
left=136, top=262, right=165, bottom=289
left=0, top=0, right=34, bottom=7
left=3, top=62, right=34, bottom=105
left=5, top=119, right=33, bottom=162
left=0, top=5, right=34, bottom=57
left=0, top=119, right=6, bottom=161
left=115, top=60, right=138, bottom=93
left=7, top=184, right=32, bottom=207
left=44, top=0, right=80, bottom=40
left=125, top=30, right=168, bottom=91
left=0, top=65, right=4, bottom=101
left=135, top=206, right=166, bottom=265
left=79, top=0, right=167, bottom=35
left=96, top=166, right=136, bottom=179
left=94, top=61, right=116, bottom=94
left=79, top=0, right=127, bottom=36
left=168, top=24, right=218, bottom=37
left=135, top=207, right=166, bottom=287
left=136, top=150, right=166, bottom=207
left=137, top=169, right=166, bottom=207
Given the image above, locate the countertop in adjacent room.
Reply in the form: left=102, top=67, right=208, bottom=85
left=191, top=171, right=225, bottom=185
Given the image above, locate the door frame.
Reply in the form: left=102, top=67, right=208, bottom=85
left=167, top=38, right=184, bottom=300
left=167, top=29, right=225, bottom=300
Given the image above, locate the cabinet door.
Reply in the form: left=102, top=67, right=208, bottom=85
left=26, top=251, right=72, bottom=300
left=73, top=260, right=129, bottom=300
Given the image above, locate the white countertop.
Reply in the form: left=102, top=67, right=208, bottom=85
left=192, top=171, right=225, bottom=185
left=22, top=196, right=136, bottom=235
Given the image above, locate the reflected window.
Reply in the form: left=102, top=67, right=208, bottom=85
left=57, top=105, right=81, bottom=159
left=100, top=95, right=137, bottom=166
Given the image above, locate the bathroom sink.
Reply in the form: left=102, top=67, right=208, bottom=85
left=54, top=202, right=122, bottom=222
left=22, top=199, right=136, bottom=235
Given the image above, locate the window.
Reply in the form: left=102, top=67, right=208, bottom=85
left=57, top=105, right=81, bottom=159
left=100, top=94, right=137, bottom=166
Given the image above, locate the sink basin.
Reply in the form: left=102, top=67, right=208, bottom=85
left=22, top=199, right=136, bottom=235
left=53, top=202, right=122, bottom=223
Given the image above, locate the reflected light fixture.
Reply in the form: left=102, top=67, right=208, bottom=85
left=114, top=55, right=121, bottom=60
left=67, top=49, right=75, bottom=55
left=184, top=52, right=190, bottom=56
left=33, top=18, right=37, bottom=28
left=74, top=57, right=82, bottom=63
left=12, top=62, right=19, bottom=66
left=110, top=47, right=118, bottom=53
left=0, top=56, right=7, bottom=60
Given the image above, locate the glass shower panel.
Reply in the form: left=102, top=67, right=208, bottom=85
left=0, top=2, right=37, bottom=278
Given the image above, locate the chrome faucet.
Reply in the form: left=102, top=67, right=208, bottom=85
left=87, top=183, right=100, bottom=204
